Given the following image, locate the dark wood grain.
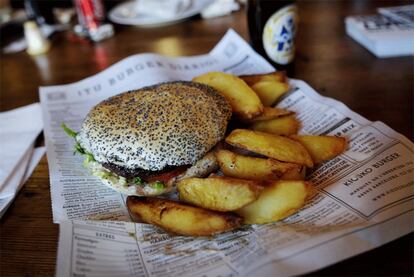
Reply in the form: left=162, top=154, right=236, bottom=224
left=1, top=1, right=413, bottom=276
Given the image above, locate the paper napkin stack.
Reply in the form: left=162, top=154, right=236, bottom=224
left=0, top=103, right=45, bottom=218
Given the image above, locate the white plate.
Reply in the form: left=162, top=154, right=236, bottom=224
left=109, top=0, right=213, bottom=27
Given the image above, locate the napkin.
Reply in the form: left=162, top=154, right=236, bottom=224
left=0, top=147, right=45, bottom=218
left=0, top=103, right=43, bottom=218
left=0, top=103, right=43, bottom=189
left=201, top=0, right=240, bottom=19
left=135, top=0, right=192, bottom=19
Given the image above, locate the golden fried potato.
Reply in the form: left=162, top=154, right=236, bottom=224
left=127, top=196, right=242, bottom=236
left=216, top=149, right=298, bottom=181
left=193, top=72, right=264, bottom=119
left=178, top=176, right=262, bottom=211
left=281, top=165, right=306, bottom=180
left=250, top=115, right=300, bottom=136
left=239, top=72, right=286, bottom=86
left=290, top=135, right=347, bottom=164
left=236, top=180, right=311, bottom=224
left=226, top=129, right=314, bottom=167
left=246, top=107, right=294, bottom=122
left=251, top=81, right=290, bottom=106
left=175, top=151, right=219, bottom=181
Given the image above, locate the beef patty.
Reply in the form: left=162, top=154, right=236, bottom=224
left=102, top=162, right=186, bottom=180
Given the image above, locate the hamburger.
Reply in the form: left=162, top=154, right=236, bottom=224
left=62, top=81, right=232, bottom=195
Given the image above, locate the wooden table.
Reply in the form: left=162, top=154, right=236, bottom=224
left=1, top=1, right=413, bottom=276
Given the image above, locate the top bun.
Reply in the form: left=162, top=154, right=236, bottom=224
left=77, top=81, right=232, bottom=171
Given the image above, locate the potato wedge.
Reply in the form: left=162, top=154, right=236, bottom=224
left=251, top=81, right=290, bottom=106
left=260, top=165, right=305, bottom=182
left=236, top=180, right=311, bottom=224
left=175, top=151, right=219, bottom=182
left=239, top=71, right=286, bottom=86
left=216, top=149, right=298, bottom=181
left=178, top=176, right=262, bottom=211
left=250, top=115, right=300, bottom=136
left=226, top=129, right=314, bottom=167
left=290, top=135, right=347, bottom=164
left=127, top=196, right=242, bottom=236
left=246, top=107, right=294, bottom=122
left=193, top=72, right=264, bottom=119
left=281, top=165, right=306, bottom=180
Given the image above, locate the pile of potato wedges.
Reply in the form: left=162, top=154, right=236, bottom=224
left=127, top=71, right=347, bottom=236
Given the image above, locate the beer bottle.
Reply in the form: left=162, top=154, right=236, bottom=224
left=247, top=0, right=298, bottom=74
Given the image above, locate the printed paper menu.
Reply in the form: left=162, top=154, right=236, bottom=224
left=38, top=30, right=413, bottom=277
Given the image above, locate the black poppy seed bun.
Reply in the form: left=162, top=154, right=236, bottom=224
left=77, top=81, right=232, bottom=172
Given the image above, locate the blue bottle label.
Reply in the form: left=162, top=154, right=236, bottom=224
left=262, top=4, right=298, bottom=65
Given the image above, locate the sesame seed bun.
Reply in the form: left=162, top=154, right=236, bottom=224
left=77, top=81, right=232, bottom=173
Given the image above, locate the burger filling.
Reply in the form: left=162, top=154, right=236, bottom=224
left=62, top=123, right=184, bottom=193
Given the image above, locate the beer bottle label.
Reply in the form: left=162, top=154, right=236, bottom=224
left=262, top=4, right=298, bottom=65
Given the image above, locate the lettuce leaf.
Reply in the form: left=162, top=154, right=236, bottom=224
left=61, top=123, right=78, bottom=138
